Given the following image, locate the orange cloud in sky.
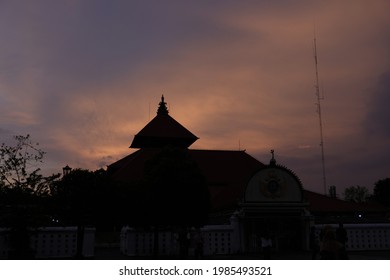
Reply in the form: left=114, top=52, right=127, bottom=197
left=1, top=0, right=389, bottom=193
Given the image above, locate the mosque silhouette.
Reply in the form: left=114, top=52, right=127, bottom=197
left=106, top=96, right=389, bottom=257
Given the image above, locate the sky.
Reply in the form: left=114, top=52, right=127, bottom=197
left=0, top=0, right=389, bottom=195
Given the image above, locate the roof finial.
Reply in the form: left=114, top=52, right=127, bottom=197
left=270, top=149, right=276, bottom=166
left=157, top=94, right=169, bottom=115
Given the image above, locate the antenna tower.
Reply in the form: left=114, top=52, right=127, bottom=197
left=313, top=36, right=327, bottom=195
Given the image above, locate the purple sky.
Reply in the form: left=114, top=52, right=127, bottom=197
left=0, top=0, right=389, bottom=195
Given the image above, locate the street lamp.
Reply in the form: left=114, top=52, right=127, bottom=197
left=62, top=165, right=72, bottom=176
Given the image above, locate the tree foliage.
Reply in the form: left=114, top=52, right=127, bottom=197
left=343, top=185, right=369, bottom=203
left=0, top=135, right=60, bottom=217
left=50, top=168, right=118, bottom=228
left=0, top=134, right=60, bottom=233
left=0, top=135, right=60, bottom=258
left=373, top=178, right=390, bottom=207
left=0, top=134, right=59, bottom=197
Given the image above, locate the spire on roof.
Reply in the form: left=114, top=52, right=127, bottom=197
left=270, top=149, right=276, bottom=166
left=157, top=95, right=169, bottom=115
left=130, top=94, right=199, bottom=148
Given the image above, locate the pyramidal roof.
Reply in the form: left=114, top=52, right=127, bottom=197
left=130, top=95, right=199, bottom=148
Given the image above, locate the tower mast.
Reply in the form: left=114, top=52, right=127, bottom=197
left=313, top=36, right=327, bottom=195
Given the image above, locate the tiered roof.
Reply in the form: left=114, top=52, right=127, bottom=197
left=109, top=96, right=265, bottom=211
left=109, top=96, right=387, bottom=218
left=130, top=95, right=198, bottom=148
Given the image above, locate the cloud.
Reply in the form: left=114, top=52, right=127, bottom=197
left=366, top=71, right=390, bottom=137
left=0, top=0, right=389, bottom=192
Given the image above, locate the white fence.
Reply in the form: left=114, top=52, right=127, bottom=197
left=201, top=224, right=237, bottom=255
left=315, top=223, right=390, bottom=251
left=120, top=224, right=239, bottom=257
left=120, top=228, right=179, bottom=256
left=121, top=223, right=390, bottom=257
left=0, top=227, right=95, bottom=259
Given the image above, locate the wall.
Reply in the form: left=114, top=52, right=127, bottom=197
left=120, top=222, right=390, bottom=257
left=120, top=218, right=241, bottom=257
left=315, top=223, right=390, bottom=251
left=120, top=227, right=178, bottom=256
left=0, top=227, right=95, bottom=259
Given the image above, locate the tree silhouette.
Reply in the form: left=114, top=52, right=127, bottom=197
left=51, top=168, right=118, bottom=257
left=0, top=135, right=59, bottom=195
left=343, top=185, right=369, bottom=203
left=51, top=168, right=119, bottom=227
left=0, top=135, right=60, bottom=259
left=373, top=178, right=390, bottom=207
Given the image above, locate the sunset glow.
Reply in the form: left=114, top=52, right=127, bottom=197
left=0, top=0, right=389, bottom=194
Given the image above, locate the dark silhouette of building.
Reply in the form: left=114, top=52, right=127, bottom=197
left=108, top=96, right=390, bottom=256
left=108, top=96, right=312, bottom=254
